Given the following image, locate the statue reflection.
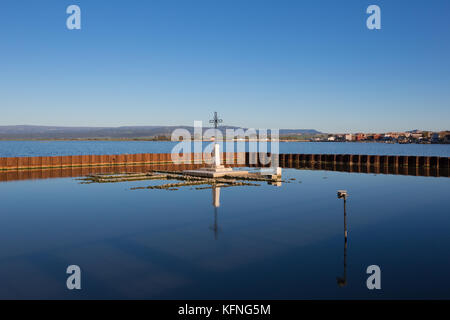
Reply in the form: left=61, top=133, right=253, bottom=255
left=210, top=185, right=221, bottom=240
left=207, top=178, right=281, bottom=240
left=336, top=190, right=348, bottom=287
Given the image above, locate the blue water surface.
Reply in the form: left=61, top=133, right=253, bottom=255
left=0, top=168, right=449, bottom=299
left=0, top=141, right=449, bottom=157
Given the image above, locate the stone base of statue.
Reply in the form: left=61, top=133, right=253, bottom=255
left=183, top=163, right=249, bottom=178
left=183, top=143, right=248, bottom=178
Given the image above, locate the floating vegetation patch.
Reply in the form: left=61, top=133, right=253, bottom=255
left=79, top=172, right=165, bottom=184
left=77, top=170, right=283, bottom=191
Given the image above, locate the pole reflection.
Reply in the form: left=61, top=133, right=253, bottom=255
left=337, top=190, right=348, bottom=287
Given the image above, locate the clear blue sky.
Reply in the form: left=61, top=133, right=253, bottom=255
left=0, top=0, right=449, bottom=132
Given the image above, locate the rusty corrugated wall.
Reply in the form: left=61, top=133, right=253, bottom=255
left=0, top=152, right=245, bottom=170
left=0, top=152, right=448, bottom=177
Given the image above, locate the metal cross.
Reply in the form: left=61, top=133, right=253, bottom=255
left=209, top=112, right=223, bottom=129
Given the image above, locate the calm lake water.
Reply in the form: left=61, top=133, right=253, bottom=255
left=0, top=167, right=449, bottom=299
left=0, top=141, right=450, bottom=157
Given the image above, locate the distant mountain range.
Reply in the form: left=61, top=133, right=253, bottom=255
left=0, top=125, right=322, bottom=140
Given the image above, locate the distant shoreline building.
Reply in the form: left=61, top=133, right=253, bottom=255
left=322, top=130, right=450, bottom=144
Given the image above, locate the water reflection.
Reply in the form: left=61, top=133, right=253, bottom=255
left=337, top=191, right=348, bottom=287
left=268, top=180, right=282, bottom=187
left=0, top=166, right=449, bottom=299
left=1, top=160, right=448, bottom=184
left=210, top=186, right=221, bottom=240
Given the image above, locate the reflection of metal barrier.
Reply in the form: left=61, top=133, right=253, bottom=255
left=245, top=152, right=449, bottom=177
left=275, top=153, right=449, bottom=178
left=275, top=153, right=449, bottom=169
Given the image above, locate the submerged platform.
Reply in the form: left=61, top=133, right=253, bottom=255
left=183, top=165, right=248, bottom=178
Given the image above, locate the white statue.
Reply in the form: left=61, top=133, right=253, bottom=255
left=213, top=143, right=221, bottom=168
